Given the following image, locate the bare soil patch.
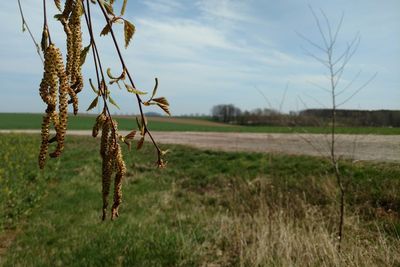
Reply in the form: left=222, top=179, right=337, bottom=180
left=1, top=130, right=399, bottom=162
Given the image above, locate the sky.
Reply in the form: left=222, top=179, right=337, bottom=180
left=0, top=0, right=399, bottom=115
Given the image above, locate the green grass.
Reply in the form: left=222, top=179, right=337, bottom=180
left=1, top=134, right=399, bottom=266
left=1, top=113, right=400, bottom=134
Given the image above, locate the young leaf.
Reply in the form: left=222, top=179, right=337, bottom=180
left=54, top=14, right=63, bottom=21
left=54, top=0, right=62, bottom=11
left=157, top=103, right=171, bottom=116
left=89, top=79, right=99, bottom=94
left=108, top=95, right=120, bottom=109
left=136, top=117, right=142, bottom=130
left=136, top=117, right=146, bottom=136
left=124, top=83, right=147, bottom=95
left=125, top=130, right=136, bottom=140
left=87, top=96, right=99, bottom=111
left=124, top=139, right=131, bottom=150
left=40, top=28, right=48, bottom=52
left=152, top=97, right=169, bottom=106
left=149, top=78, right=159, bottom=100
left=80, top=44, right=91, bottom=66
left=106, top=68, right=118, bottom=79
left=123, top=20, right=135, bottom=48
left=100, top=24, right=111, bottom=36
left=137, top=137, right=145, bottom=150
left=103, top=2, right=114, bottom=16
left=120, top=0, right=128, bottom=16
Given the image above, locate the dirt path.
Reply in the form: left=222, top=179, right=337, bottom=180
left=1, top=130, right=399, bottom=162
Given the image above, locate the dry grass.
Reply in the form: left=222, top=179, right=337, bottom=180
left=200, top=178, right=400, bottom=267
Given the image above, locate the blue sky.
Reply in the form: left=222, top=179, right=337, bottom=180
left=0, top=0, right=399, bottom=115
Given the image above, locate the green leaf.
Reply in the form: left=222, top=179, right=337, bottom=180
left=89, top=79, right=99, bottom=94
left=121, top=0, right=128, bottom=16
left=54, top=0, right=62, bottom=11
left=108, top=96, right=120, bottom=109
left=87, top=96, right=99, bottom=111
left=54, top=14, right=63, bottom=21
left=80, top=44, right=91, bottom=66
left=123, top=20, right=135, bottom=48
left=100, top=24, right=111, bottom=36
left=124, top=83, right=147, bottom=95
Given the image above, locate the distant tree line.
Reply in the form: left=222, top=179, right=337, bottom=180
left=211, top=104, right=400, bottom=127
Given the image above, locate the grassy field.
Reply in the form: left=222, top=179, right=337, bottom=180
left=1, top=113, right=400, bottom=134
left=0, top=134, right=399, bottom=266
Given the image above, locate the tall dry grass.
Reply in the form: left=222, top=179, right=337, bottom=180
left=201, top=177, right=400, bottom=267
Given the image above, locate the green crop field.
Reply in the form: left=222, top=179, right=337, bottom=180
left=1, top=113, right=400, bottom=134
left=1, top=134, right=399, bottom=266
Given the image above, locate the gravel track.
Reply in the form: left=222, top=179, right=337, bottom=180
left=1, top=130, right=399, bottom=162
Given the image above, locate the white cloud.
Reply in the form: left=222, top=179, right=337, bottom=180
left=143, top=0, right=184, bottom=14
left=137, top=17, right=240, bottom=51
left=196, top=0, right=258, bottom=24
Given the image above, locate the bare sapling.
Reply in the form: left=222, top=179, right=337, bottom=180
left=299, top=6, right=376, bottom=251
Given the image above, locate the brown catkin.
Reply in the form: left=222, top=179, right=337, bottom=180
left=38, top=112, right=51, bottom=169
left=101, top=118, right=112, bottom=220
left=39, top=45, right=58, bottom=108
left=38, top=45, right=60, bottom=168
left=92, top=113, right=107, bottom=137
left=61, top=0, right=82, bottom=112
left=49, top=45, right=69, bottom=158
left=69, top=0, right=83, bottom=93
left=111, top=143, right=126, bottom=219
left=61, top=0, right=74, bottom=19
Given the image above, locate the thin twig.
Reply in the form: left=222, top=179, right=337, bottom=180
left=81, top=0, right=116, bottom=136
left=278, top=82, right=289, bottom=113
left=336, top=72, right=377, bottom=107
left=96, top=0, right=162, bottom=158
left=43, top=0, right=52, bottom=45
left=17, top=0, right=43, bottom=63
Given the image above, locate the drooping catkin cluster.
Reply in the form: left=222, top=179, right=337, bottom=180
left=38, top=44, right=70, bottom=168
left=60, top=0, right=83, bottom=115
left=98, top=116, right=126, bottom=220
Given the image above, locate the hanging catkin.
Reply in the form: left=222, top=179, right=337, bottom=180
left=111, top=142, right=126, bottom=219
left=50, top=45, right=69, bottom=158
left=69, top=0, right=83, bottom=94
left=38, top=112, right=51, bottom=169
left=92, top=112, right=107, bottom=137
left=101, top=118, right=112, bottom=220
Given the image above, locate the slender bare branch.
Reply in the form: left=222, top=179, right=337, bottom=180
left=308, top=80, right=331, bottom=94
left=256, top=87, right=274, bottom=110
left=336, top=70, right=362, bottom=97
left=332, top=12, right=345, bottom=47
left=18, top=0, right=43, bottom=63
left=301, top=46, right=330, bottom=68
left=309, top=5, right=329, bottom=50
left=336, top=72, right=377, bottom=107
left=279, top=82, right=289, bottom=113
left=304, top=92, right=328, bottom=108
left=296, top=31, right=327, bottom=53
left=96, top=0, right=163, bottom=159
